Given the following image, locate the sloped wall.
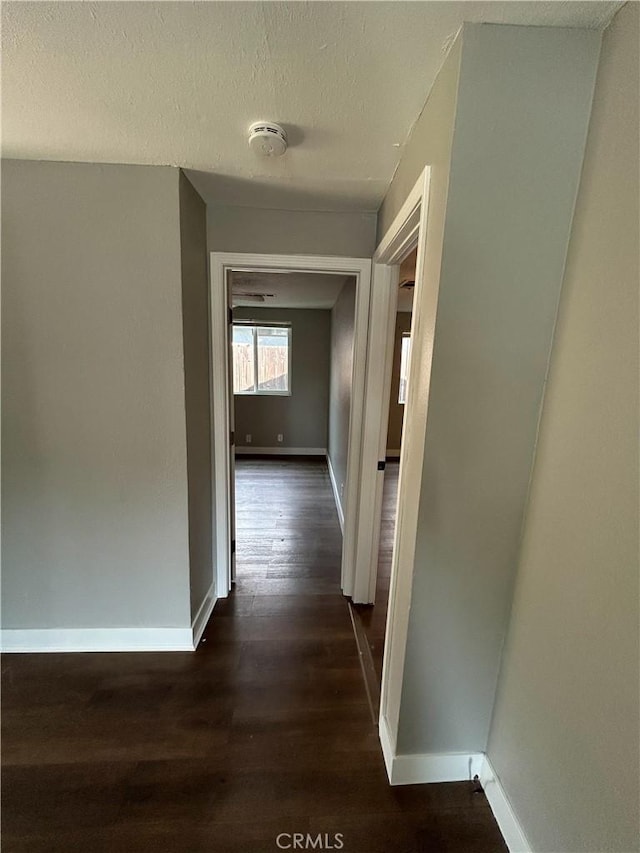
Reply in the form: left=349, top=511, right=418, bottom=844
left=486, top=6, right=640, bottom=850
left=396, top=22, right=602, bottom=757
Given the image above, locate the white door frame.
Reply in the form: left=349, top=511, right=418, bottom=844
left=351, top=168, right=431, bottom=604
left=209, top=252, right=372, bottom=599
left=349, top=169, right=435, bottom=759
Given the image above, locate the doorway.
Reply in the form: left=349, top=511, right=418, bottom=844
left=350, top=247, right=416, bottom=690
left=209, top=253, right=372, bottom=601
left=228, top=268, right=358, bottom=593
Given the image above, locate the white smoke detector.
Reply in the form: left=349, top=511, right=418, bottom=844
left=248, top=121, right=288, bottom=157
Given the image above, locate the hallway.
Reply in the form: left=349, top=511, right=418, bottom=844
left=2, top=459, right=506, bottom=852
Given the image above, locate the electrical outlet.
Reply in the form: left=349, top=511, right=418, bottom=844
left=246, top=434, right=252, bottom=444
left=277, top=434, right=283, bottom=443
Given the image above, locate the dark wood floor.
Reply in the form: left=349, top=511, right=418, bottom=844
left=1, top=457, right=507, bottom=852
left=352, top=461, right=399, bottom=683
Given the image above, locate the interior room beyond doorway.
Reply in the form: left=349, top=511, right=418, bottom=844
left=229, top=268, right=358, bottom=591
left=351, top=248, right=417, bottom=701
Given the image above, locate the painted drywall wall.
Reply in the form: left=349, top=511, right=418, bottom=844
left=179, top=171, right=214, bottom=619
left=207, top=206, right=376, bottom=258
left=386, top=312, right=412, bottom=454
left=328, top=279, right=356, bottom=514
left=486, top=6, right=639, bottom=851
left=391, top=24, right=602, bottom=756
left=1, top=160, right=192, bottom=630
left=376, top=37, right=462, bottom=741
left=377, top=37, right=462, bottom=241
left=232, top=307, right=331, bottom=450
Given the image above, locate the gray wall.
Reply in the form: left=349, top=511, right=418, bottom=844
left=375, top=36, right=462, bottom=743
left=233, top=307, right=330, bottom=450
left=377, top=37, right=462, bottom=242
left=390, top=24, right=602, bottom=755
left=486, top=6, right=639, bottom=851
left=207, top=206, right=376, bottom=257
left=179, top=171, right=214, bottom=619
left=1, top=160, right=192, bottom=629
left=386, top=312, right=412, bottom=453
left=328, top=278, right=356, bottom=514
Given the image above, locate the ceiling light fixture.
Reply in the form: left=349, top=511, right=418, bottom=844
left=232, top=292, right=276, bottom=303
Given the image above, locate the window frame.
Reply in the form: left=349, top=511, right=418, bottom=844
left=232, top=321, right=292, bottom=397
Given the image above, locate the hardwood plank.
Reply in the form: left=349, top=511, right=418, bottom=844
left=1, top=458, right=506, bottom=852
left=351, top=460, right=399, bottom=685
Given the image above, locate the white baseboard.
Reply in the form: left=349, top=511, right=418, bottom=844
left=235, top=446, right=326, bottom=456
left=389, top=749, right=485, bottom=785
left=379, top=713, right=484, bottom=784
left=480, top=757, right=532, bottom=853
left=379, top=716, right=526, bottom=851
left=0, top=626, right=194, bottom=653
left=191, top=582, right=216, bottom=648
left=326, top=452, right=344, bottom=533
left=386, top=449, right=401, bottom=458
left=379, top=713, right=396, bottom=781
left=2, top=580, right=218, bottom=654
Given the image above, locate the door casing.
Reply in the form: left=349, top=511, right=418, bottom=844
left=369, top=169, right=436, bottom=767
left=209, top=252, right=372, bottom=600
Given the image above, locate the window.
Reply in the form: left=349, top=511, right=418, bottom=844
left=232, top=323, right=291, bottom=395
left=398, top=333, right=411, bottom=404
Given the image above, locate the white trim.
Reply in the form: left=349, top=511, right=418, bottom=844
left=0, top=627, right=194, bottom=653
left=386, top=449, right=401, bottom=458
left=351, top=262, right=397, bottom=603
left=2, top=582, right=219, bottom=654
left=390, top=751, right=485, bottom=786
left=374, top=171, right=426, bottom=264
left=379, top=715, right=484, bottom=785
left=352, top=168, right=431, bottom=606
left=210, top=252, right=372, bottom=601
left=377, top=168, right=435, bottom=759
left=191, top=582, right=217, bottom=648
left=340, top=260, right=374, bottom=597
left=379, top=713, right=397, bottom=781
left=380, top=715, right=523, bottom=851
left=210, top=253, right=234, bottom=600
left=206, top=249, right=220, bottom=616
left=326, top=452, right=344, bottom=533
left=481, top=758, right=532, bottom=853
left=235, top=446, right=326, bottom=456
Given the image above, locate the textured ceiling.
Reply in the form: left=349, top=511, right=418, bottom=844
left=1, top=1, right=622, bottom=211
left=230, top=264, right=416, bottom=310
left=231, top=271, right=350, bottom=309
